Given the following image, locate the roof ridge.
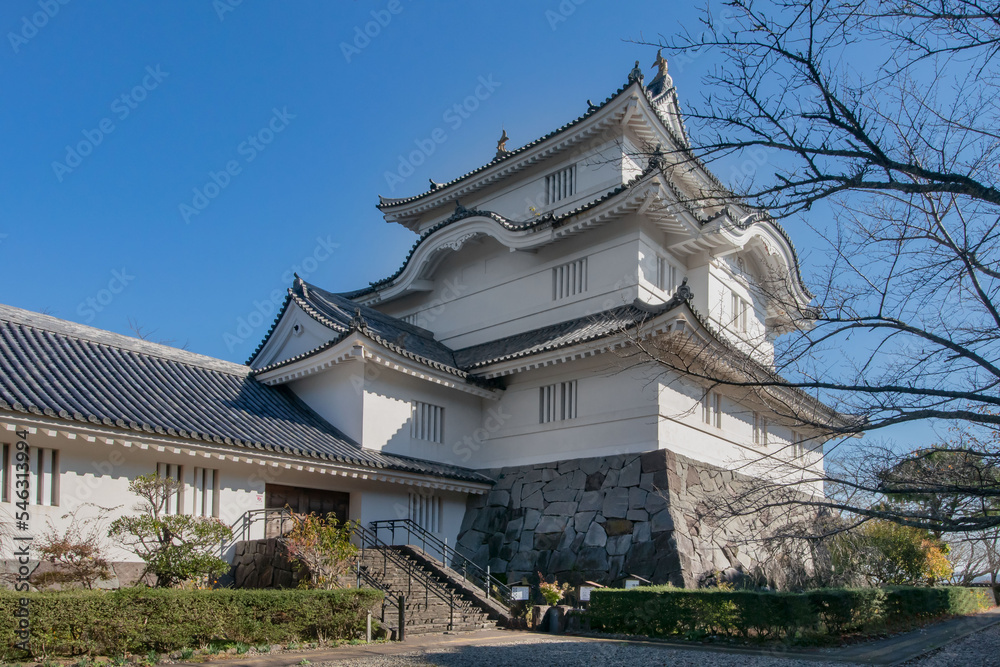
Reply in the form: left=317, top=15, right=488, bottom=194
left=0, top=303, right=250, bottom=376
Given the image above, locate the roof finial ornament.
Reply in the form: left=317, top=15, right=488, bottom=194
left=495, top=127, right=510, bottom=159
left=676, top=277, right=693, bottom=301
left=429, top=178, right=443, bottom=191
left=627, top=59, right=644, bottom=85
left=648, top=143, right=666, bottom=171
left=587, top=99, right=598, bottom=112
left=454, top=199, right=469, bottom=216
left=648, top=49, right=673, bottom=96
left=654, top=49, right=668, bottom=79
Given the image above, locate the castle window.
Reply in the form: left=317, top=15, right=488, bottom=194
left=411, top=401, right=445, bottom=444
left=540, top=380, right=578, bottom=423
left=790, top=432, right=806, bottom=459
left=156, top=462, right=185, bottom=515
left=34, top=447, right=59, bottom=507
left=192, top=466, right=219, bottom=518
left=0, top=443, right=9, bottom=503
left=401, top=313, right=420, bottom=326
left=408, top=491, right=442, bottom=533
left=702, top=392, right=722, bottom=428
left=657, top=256, right=678, bottom=294
left=731, top=291, right=749, bottom=332
left=545, top=164, right=576, bottom=204
left=552, top=258, right=587, bottom=300
left=753, top=412, right=768, bottom=445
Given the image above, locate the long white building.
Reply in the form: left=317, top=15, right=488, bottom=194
left=0, top=57, right=836, bottom=589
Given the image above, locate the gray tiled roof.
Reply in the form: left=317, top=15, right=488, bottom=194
left=0, top=305, right=490, bottom=485
left=294, top=281, right=461, bottom=370
left=454, top=300, right=678, bottom=370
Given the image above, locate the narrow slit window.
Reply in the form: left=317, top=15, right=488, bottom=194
left=658, top=256, right=678, bottom=294
left=408, top=492, right=442, bottom=533
left=545, top=164, right=576, bottom=205
left=702, top=392, right=722, bottom=428
left=540, top=380, right=578, bottom=423
left=411, top=401, right=445, bottom=444
left=33, top=448, right=59, bottom=507
left=0, top=443, right=8, bottom=503
left=156, top=462, right=185, bottom=515
left=552, top=258, right=588, bottom=300
left=753, top=413, right=769, bottom=445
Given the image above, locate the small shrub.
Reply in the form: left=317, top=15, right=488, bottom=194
left=107, top=474, right=232, bottom=588
left=538, top=572, right=571, bottom=605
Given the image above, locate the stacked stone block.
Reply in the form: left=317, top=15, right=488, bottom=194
left=457, top=449, right=766, bottom=588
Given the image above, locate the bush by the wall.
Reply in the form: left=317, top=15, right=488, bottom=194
left=0, top=587, right=383, bottom=659
left=588, top=586, right=991, bottom=641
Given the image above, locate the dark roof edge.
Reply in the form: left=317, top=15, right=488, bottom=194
left=0, top=304, right=250, bottom=376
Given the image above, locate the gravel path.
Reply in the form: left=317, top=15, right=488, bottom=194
left=901, top=620, right=1000, bottom=666
left=312, top=635, right=861, bottom=667
left=307, top=622, right=1000, bottom=667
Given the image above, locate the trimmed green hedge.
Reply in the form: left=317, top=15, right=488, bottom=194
left=588, top=586, right=992, bottom=640
left=0, top=587, right=383, bottom=659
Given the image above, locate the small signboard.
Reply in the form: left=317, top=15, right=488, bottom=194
left=579, top=585, right=595, bottom=602
left=511, top=585, right=530, bottom=601
left=624, top=579, right=641, bottom=590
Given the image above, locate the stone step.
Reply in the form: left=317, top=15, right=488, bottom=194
left=358, top=547, right=495, bottom=635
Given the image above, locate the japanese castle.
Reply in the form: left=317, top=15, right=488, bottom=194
left=0, top=56, right=835, bottom=590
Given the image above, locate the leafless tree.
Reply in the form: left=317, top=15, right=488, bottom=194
left=625, top=0, right=1000, bottom=535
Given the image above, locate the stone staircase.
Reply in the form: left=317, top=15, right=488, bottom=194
left=359, top=546, right=497, bottom=636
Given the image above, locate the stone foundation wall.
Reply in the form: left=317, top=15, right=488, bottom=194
left=230, top=538, right=306, bottom=589
left=456, top=449, right=789, bottom=588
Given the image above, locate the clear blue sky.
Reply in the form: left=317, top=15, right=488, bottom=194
left=2, top=1, right=943, bottom=450
left=2, top=1, right=721, bottom=361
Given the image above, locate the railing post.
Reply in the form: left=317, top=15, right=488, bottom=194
left=449, top=591, right=454, bottom=631
left=443, top=537, right=448, bottom=568
left=486, top=566, right=491, bottom=599
left=398, top=594, right=405, bottom=642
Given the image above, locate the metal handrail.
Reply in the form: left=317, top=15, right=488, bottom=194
left=219, top=507, right=295, bottom=557
left=370, top=518, right=512, bottom=608
left=355, top=523, right=460, bottom=631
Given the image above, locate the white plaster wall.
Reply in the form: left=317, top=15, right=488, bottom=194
left=381, top=221, right=647, bottom=350
left=655, top=374, right=824, bottom=491
left=288, top=362, right=365, bottom=444
left=360, top=365, right=485, bottom=466
left=0, top=431, right=266, bottom=563
left=466, top=354, right=661, bottom=468
left=0, top=428, right=481, bottom=566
